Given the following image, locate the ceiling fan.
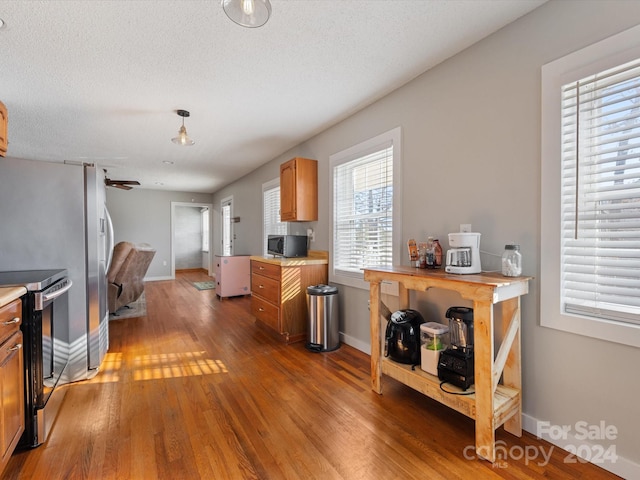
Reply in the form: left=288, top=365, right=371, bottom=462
left=104, top=178, right=140, bottom=190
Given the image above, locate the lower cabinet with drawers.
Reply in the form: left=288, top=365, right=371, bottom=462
left=250, top=256, right=328, bottom=343
left=0, top=297, right=24, bottom=476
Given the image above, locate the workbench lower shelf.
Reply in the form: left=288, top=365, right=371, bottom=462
left=382, top=360, right=520, bottom=428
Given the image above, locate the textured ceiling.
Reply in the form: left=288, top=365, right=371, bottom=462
left=0, top=0, right=546, bottom=193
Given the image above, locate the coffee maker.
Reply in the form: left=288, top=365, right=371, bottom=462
left=445, top=232, right=481, bottom=274
left=438, top=306, right=474, bottom=390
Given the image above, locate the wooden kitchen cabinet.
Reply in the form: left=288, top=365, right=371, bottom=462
left=250, top=255, right=327, bottom=343
left=280, top=157, right=318, bottom=222
left=0, top=101, right=7, bottom=157
left=0, top=298, right=24, bottom=475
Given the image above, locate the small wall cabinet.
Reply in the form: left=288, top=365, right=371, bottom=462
left=0, top=101, right=7, bottom=157
left=280, top=157, right=318, bottom=222
left=0, top=298, right=24, bottom=475
left=214, top=255, right=251, bottom=299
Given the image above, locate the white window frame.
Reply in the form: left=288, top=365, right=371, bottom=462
left=329, top=126, right=402, bottom=291
left=541, top=24, right=640, bottom=348
left=262, top=178, right=288, bottom=255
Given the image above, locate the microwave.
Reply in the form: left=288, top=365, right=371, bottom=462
left=267, top=235, right=308, bottom=258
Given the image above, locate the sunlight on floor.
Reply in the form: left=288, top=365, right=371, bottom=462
left=93, top=351, right=229, bottom=383
left=94, top=352, right=123, bottom=383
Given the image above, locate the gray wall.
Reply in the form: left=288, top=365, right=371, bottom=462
left=107, top=188, right=213, bottom=278
left=0, top=158, right=89, bottom=379
left=210, top=1, right=640, bottom=474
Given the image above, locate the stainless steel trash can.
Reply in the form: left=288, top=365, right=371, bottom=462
left=306, top=284, right=339, bottom=352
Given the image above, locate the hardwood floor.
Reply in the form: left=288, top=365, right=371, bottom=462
left=2, top=271, right=620, bottom=479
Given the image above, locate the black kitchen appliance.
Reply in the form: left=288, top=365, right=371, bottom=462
left=438, top=306, right=474, bottom=390
left=267, top=234, right=308, bottom=258
left=384, top=309, right=423, bottom=365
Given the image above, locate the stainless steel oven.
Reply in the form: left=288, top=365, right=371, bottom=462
left=0, top=269, right=71, bottom=448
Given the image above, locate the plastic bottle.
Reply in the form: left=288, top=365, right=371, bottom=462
left=418, top=242, right=427, bottom=268
left=407, top=239, right=418, bottom=266
left=501, top=244, right=522, bottom=277
left=433, top=239, right=443, bottom=268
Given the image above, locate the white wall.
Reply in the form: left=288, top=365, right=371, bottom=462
left=212, top=1, right=640, bottom=475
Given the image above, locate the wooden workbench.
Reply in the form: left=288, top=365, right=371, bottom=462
left=364, top=266, right=531, bottom=463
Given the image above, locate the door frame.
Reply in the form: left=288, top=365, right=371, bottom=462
left=220, top=195, right=234, bottom=256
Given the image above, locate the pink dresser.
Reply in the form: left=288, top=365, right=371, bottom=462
left=213, top=255, right=251, bottom=299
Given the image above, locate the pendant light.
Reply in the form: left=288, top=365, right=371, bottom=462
left=222, top=0, right=271, bottom=28
left=171, top=109, right=194, bottom=146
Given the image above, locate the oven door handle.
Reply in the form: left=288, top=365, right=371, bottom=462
left=42, top=280, right=73, bottom=302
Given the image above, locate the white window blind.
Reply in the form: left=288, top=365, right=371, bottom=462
left=263, top=182, right=287, bottom=255
left=333, top=143, right=394, bottom=278
left=561, top=58, right=640, bottom=325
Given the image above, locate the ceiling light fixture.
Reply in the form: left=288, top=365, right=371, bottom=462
left=171, top=109, right=194, bottom=146
left=222, top=0, right=271, bottom=28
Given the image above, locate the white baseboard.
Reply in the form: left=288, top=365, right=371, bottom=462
left=339, top=332, right=371, bottom=355
left=144, top=275, right=173, bottom=282
left=522, top=413, right=639, bottom=479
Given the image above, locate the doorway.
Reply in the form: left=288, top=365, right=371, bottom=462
left=171, top=201, right=213, bottom=278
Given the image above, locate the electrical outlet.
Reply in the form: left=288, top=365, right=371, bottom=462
left=306, top=228, right=315, bottom=242
left=460, top=224, right=472, bottom=233
left=163, top=260, right=167, bottom=266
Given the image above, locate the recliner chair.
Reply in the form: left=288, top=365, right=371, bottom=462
left=107, top=241, right=156, bottom=313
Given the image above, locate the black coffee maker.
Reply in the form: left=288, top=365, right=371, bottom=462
left=438, top=306, right=474, bottom=390
left=384, top=309, right=424, bottom=366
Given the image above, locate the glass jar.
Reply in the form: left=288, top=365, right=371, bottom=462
left=501, top=244, right=522, bottom=277
left=425, top=236, right=435, bottom=268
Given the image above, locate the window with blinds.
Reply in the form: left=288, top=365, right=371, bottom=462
left=560, top=58, right=640, bottom=325
left=263, top=181, right=287, bottom=255
left=330, top=127, right=401, bottom=289
left=333, top=146, right=393, bottom=277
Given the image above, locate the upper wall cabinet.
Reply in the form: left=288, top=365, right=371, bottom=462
left=0, top=102, right=7, bottom=157
left=280, top=157, right=318, bottom=222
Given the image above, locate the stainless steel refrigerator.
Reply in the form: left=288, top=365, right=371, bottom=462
left=0, top=158, right=112, bottom=381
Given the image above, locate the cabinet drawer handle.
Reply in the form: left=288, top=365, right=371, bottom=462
left=8, top=343, right=22, bottom=352
left=258, top=285, right=264, bottom=289
left=259, top=266, right=265, bottom=270
left=2, top=317, right=20, bottom=326
left=259, top=307, right=265, bottom=312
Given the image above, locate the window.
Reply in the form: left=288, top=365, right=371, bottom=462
left=330, top=127, right=402, bottom=290
left=541, top=24, right=640, bottom=347
left=262, top=179, right=288, bottom=255
left=221, top=196, right=233, bottom=256
left=201, top=207, right=210, bottom=252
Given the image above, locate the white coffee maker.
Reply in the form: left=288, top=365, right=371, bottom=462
left=445, top=232, right=481, bottom=274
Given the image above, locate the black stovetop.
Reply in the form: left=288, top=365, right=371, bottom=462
left=0, top=269, right=68, bottom=291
